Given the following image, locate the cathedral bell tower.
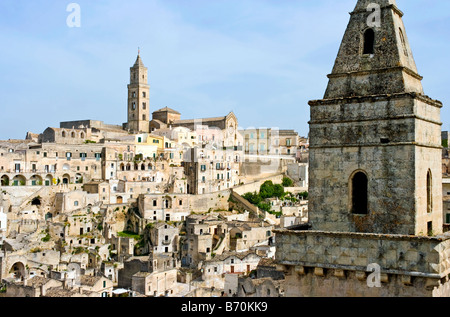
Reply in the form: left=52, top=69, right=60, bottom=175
left=127, top=52, right=150, bottom=133
left=308, top=0, right=443, bottom=236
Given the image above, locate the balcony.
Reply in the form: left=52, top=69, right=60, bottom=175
left=162, top=239, right=171, bottom=246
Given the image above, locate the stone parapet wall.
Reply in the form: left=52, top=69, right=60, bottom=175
left=275, top=229, right=450, bottom=278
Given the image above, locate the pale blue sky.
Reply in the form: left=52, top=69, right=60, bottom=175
left=0, top=0, right=449, bottom=139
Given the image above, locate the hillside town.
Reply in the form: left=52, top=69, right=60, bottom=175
left=0, top=52, right=309, bottom=297
left=1, top=0, right=450, bottom=298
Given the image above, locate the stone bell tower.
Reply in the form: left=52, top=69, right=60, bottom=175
left=275, top=0, right=450, bottom=298
left=308, top=0, right=443, bottom=236
left=127, top=52, right=150, bottom=133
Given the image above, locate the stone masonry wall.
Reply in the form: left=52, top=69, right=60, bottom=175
left=275, top=229, right=450, bottom=278
left=275, top=229, right=450, bottom=297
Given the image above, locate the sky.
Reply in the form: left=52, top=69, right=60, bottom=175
left=0, top=0, right=449, bottom=140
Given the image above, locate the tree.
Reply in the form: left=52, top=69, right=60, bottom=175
left=273, top=184, right=285, bottom=198
left=299, top=191, right=309, bottom=200
left=260, top=181, right=275, bottom=199
left=242, top=192, right=262, bottom=205
left=282, top=177, right=293, bottom=187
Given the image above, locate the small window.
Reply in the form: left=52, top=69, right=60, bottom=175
left=363, top=28, right=375, bottom=55
left=427, top=170, right=432, bottom=214
left=351, top=171, right=368, bottom=215
left=427, top=221, right=433, bottom=236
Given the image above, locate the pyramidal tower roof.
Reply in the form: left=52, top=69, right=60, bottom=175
left=133, top=52, right=145, bottom=68
left=323, top=0, right=424, bottom=99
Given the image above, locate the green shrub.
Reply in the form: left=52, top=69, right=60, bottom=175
left=242, top=192, right=262, bottom=205
left=41, top=234, right=51, bottom=242
left=282, top=177, right=293, bottom=187
left=298, top=191, right=309, bottom=199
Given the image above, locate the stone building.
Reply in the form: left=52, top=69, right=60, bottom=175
left=275, top=0, right=450, bottom=297
left=183, top=146, right=242, bottom=195
left=148, top=222, right=180, bottom=255
left=201, top=251, right=261, bottom=289
left=241, top=128, right=299, bottom=157
left=444, top=177, right=450, bottom=225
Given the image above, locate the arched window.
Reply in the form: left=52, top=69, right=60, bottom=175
left=62, top=131, right=66, bottom=138
left=427, top=170, right=432, bottom=213
left=351, top=171, right=368, bottom=214
left=363, top=28, right=375, bottom=55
